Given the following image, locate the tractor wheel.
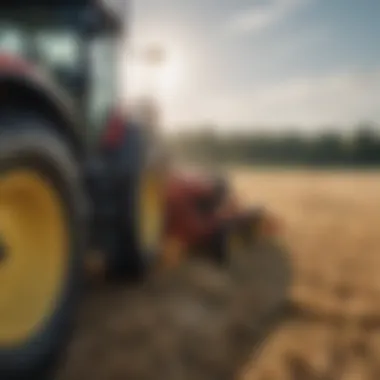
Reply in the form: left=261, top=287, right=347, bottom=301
left=117, top=167, right=165, bottom=279
left=0, top=126, right=84, bottom=380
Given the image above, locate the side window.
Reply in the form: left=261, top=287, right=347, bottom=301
left=34, top=31, right=81, bottom=72
left=0, top=24, right=24, bottom=55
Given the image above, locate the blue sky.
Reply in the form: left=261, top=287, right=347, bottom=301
left=126, top=0, right=380, bottom=133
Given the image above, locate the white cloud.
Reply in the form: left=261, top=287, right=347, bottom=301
left=245, top=69, right=380, bottom=128
left=164, top=68, right=380, bottom=132
left=227, top=0, right=309, bottom=35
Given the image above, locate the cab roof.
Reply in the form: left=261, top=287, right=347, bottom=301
left=1, top=0, right=126, bottom=33
left=1, top=0, right=121, bottom=9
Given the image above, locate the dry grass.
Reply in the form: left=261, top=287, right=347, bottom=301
left=230, top=169, right=380, bottom=380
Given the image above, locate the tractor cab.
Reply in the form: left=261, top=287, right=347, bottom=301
left=0, top=0, right=127, bottom=144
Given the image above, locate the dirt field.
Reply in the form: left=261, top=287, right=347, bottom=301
left=58, top=169, right=380, bottom=380
left=231, top=169, right=380, bottom=380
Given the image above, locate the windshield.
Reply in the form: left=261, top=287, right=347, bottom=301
left=0, top=22, right=82, bottom=72
left=0, top=21, right=119, bottom=141
left=34, top=30, right=82, bottom=72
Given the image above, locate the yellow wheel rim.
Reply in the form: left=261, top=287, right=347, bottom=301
left=0, top=170, right=67, bottom=347
left=138, top=171, right=163, bottom=255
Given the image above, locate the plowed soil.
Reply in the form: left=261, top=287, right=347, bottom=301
left=56, top=240, right=291, bottom=380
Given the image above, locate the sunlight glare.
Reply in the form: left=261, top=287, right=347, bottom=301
left=127, top=43, right=184, bottom=102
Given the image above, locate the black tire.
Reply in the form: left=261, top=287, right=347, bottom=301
left=0, top=124, right=85, bottom=380
left=209, top=224, right=235, bottom=265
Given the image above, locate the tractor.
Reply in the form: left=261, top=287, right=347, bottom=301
left=0, top=0, right=286, bottom=378
left=0, top=1, right=166, bottom=379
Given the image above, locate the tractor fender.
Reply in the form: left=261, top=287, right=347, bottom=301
left=0, top=61, right=84, bottom=159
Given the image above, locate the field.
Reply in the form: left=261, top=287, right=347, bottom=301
left=58, top=169, right=380, bottom=380
left=232, top=169, right=380, bottom=380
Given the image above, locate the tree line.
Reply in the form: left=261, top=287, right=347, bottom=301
left=169, top=123, right=380, bottom=167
